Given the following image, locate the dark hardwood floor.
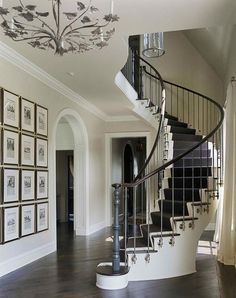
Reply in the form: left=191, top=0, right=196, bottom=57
left=0, top=223, right=235, bottom=298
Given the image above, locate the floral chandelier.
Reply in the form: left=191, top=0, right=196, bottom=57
left=0, top=0, right=119, bottom=55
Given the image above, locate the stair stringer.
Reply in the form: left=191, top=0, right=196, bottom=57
left=126, top=197, right=217, bottom=281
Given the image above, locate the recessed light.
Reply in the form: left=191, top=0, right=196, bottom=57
left=67, top=72, right=75, bottom=77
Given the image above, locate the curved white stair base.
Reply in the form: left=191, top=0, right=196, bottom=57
left=96, top=262, right=129, bottom=290
left=127, top=198, right=217, bottom=282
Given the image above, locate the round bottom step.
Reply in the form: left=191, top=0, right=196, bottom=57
left=96, top=262, right=129, bottom=290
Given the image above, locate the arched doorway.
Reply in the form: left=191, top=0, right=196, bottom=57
left=123, top=143, right=134, bottom=216
left=53, top=109, right=89, bottom=237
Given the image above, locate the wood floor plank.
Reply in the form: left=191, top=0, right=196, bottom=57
left=0, top=224, right=235, bottom=298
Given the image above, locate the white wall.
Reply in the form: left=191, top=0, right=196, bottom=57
left=224, top=25, right=236, bottom=91
left=0, top=52, right=155, bottom=276
left=56, top=122, right=74, bottom=151
left=0, top=55, right=106, bottom=276
left=141, top=31, right=224, bottom=105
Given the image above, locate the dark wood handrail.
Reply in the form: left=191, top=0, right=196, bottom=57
left=121, top=57, right=224, bottom=188
left=133, top=53, right=166, bottom=182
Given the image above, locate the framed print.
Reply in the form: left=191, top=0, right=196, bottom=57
left=3, top=206, right=20, bottom=243
left=36, top=138, right=48, bottom=167
left=21, top=170, right=35, bottom=201
left=36, top=105, right=48, bottom=137
left=0, top=208, right=2, bottom=244
left=37, top=171, right=48, bottom=199
left=1, top=90, right=19, bottom=128
left=21, top=204, right=35, bottom=237
left=21, top=134, right=35, bottom=166
left=3, top=130, right=19, bottom=165
left=37, top=202, right=48, bottom=232
left=3, top=169, right=19, bottom=203
left=21, top=98, right=35, bottom=133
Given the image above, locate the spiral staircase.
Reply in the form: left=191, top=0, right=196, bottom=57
left=96, top=45, right=224, bottom=290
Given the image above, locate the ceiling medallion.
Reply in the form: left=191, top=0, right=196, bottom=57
left=0, top=0, right=119, bottom=55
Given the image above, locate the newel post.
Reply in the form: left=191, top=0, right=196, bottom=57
left=112, top=183, right=121, bottom=273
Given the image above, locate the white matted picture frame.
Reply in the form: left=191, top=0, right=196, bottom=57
left=37, top=202, right=48, bottom=232
left=1, top=90, right=20, bottom=128
left=21, top=134, right=35, bottom=166
left=3, top=130, right=19, bottom=165
left=36, top=105, right=48, bottom=137
left=21, top=204, right=35, bottom=237
left=21, top=170, right=35, bottom=201
left=21, top=98, right=35, bottom=133
left=36, top=171, right=48, bottom=199
left=3, top=206, right=20, bottom=243
left=36, top=138, right=48, bottom=167
left=0, top=208, right=2, bottom=244
left=3, top=168, right=19, bottom=204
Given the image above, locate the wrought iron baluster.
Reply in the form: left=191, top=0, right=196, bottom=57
left=124, top=187, right=128, bottom=266
left=188, top=92, right=190, bottom=125
left=132, top=186, right=137, bottom=264
left=177, top=87, right=179, bottom=118
left=182, top=157, right=185, bottom=230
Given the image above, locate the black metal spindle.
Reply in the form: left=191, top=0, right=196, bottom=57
left=188, top=92, right=190, bottom=125
left=182, top=157, right=185, bottom=230
left=177, top=87, right=179, bottom=118
left=132, top=186, right=137, bottom=263
left=124, top=187, right=128, bottom=266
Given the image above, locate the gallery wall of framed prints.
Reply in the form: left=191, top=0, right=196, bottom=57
left=0, top=88, right=49, bottom=244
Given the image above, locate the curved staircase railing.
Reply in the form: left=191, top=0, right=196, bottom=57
left=97, top=48, right=224, bottom=284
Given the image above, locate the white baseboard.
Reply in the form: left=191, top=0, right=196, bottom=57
left=76, top=221, right=106, bottom=236
left=88, top=221, right=106, bottom=235
left=0, top=242, right=56, bottom=278
left=205, top=223, right=216, bottom=231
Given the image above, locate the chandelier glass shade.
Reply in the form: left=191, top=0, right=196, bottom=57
left=142, top=32, right=165, bottom=58
left=0, top=0, right=119, bottom=55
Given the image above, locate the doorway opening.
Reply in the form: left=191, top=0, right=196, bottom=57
left=56, top=150, right=74, bottom=231
left=111, top=137, right=147, bottom=235
left=123, top=143, right=134, bottom=216
left=54, top=109, right=89, bottom=243
left=56, top=118, right=74, bottom=235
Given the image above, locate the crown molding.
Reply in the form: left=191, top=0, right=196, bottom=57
left=105, top=115, right=138, bottom=122
left=0, top=42, right=138, bottom=122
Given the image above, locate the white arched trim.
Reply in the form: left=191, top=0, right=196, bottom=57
left=53, top=108, right=89, bottom=236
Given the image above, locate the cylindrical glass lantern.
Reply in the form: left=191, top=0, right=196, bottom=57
left=142, top=32, right=165, bottom=58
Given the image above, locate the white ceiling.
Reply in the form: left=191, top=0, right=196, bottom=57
left=1, top=0, right=236, bottom=118
left=184, top=25, right=234, bottom=80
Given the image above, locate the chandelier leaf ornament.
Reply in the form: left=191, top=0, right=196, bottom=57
left=0, top=0, right=119, bottom=55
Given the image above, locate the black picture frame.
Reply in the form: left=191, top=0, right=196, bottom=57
left=0, top=89, right=20, bottom=129
left=3, top=206, right=20, bottom=243
left=21, top=133, right=35, bottom=167
left=36, top=170, right=48, bottom=200
left=36, top=202, right=49, bottom=233
left=36, top=105, right=48, bottom=137
left=36, top=138, right=48, bottom=168
left=21, top=204, right=36, bottom=237
left=3, top=129, right=19, bottom=165
left=21, top=170, right=35, bottom=201
left=21, top=98, right=35, bottom=133
left=3, top=168, right=20, bottom=204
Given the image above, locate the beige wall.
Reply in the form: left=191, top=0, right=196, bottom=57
left=141, top=31, right=224, bottom=105
left=0, top=55, right=155, bottom=275
left=224, top=25, right=236, bottom=93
